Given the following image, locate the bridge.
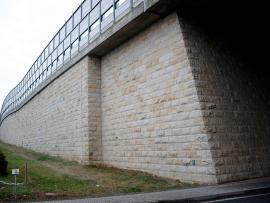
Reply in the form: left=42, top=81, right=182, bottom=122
left=0, top=0, right=269, bottom=184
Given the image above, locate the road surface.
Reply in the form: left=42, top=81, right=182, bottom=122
left=203, top=192, right=270, bottom=203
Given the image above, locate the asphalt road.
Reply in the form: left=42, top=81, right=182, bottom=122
left=30, top=178, right=270, bottom=203
left=203, top=193, right=270, bottom=203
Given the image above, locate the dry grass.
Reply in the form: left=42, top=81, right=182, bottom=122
left=0, top=142, right=195, bottom=202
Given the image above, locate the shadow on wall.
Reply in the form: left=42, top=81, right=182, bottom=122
left=176, top=1, right=270, bottom=183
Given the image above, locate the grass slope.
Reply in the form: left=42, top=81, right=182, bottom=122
left=0, top=142, right=194, bottom=202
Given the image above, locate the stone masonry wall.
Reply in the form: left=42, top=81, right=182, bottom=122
left=100, top=13, right=217, bottom=183
left=179, top=15, right=270, bottom=183
left=0, top=12, right=219, bottom=184
left=0, top=57, right=101, bottom=164
left=1, top=8, right=269, bottom=184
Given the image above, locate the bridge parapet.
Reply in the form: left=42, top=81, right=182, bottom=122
left=0, top=0, right=155, bottom=123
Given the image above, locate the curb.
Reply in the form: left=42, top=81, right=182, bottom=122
left=157, top=187, right=270, bottom=202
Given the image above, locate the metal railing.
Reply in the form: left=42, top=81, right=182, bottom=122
left=0, top=0, right=143, bottom=123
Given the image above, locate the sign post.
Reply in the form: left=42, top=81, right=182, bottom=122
left=12, top=169, right=19, bottom=199
left=25, top=162, right=28, bottom=184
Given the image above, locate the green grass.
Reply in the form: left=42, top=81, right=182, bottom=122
left=0, top=142, right=195, bottom=202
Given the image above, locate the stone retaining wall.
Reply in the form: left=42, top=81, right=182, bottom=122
left=1, top=11, right=269, bottom=184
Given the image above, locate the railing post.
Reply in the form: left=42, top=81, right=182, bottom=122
left=99, top=1, right=102, bottom=34
left=113, top=0, right=116, bottom=22
left=130, top=0, right=133, bottom=9
left=87, top=14, right=90, bottom=45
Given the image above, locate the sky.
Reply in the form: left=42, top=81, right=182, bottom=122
left=0, top=0, right=81, bottom=107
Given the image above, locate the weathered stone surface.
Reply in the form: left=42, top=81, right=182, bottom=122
left=178, top=14, right=270, bottom=183
left=100, top=13, right=216, bottom=183
left=1, top=10, right=269, bottom=184
left=0, top=57, right=101, bottom=165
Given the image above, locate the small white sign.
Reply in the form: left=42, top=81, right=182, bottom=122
left=12, top=169, right=19, bottom=175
